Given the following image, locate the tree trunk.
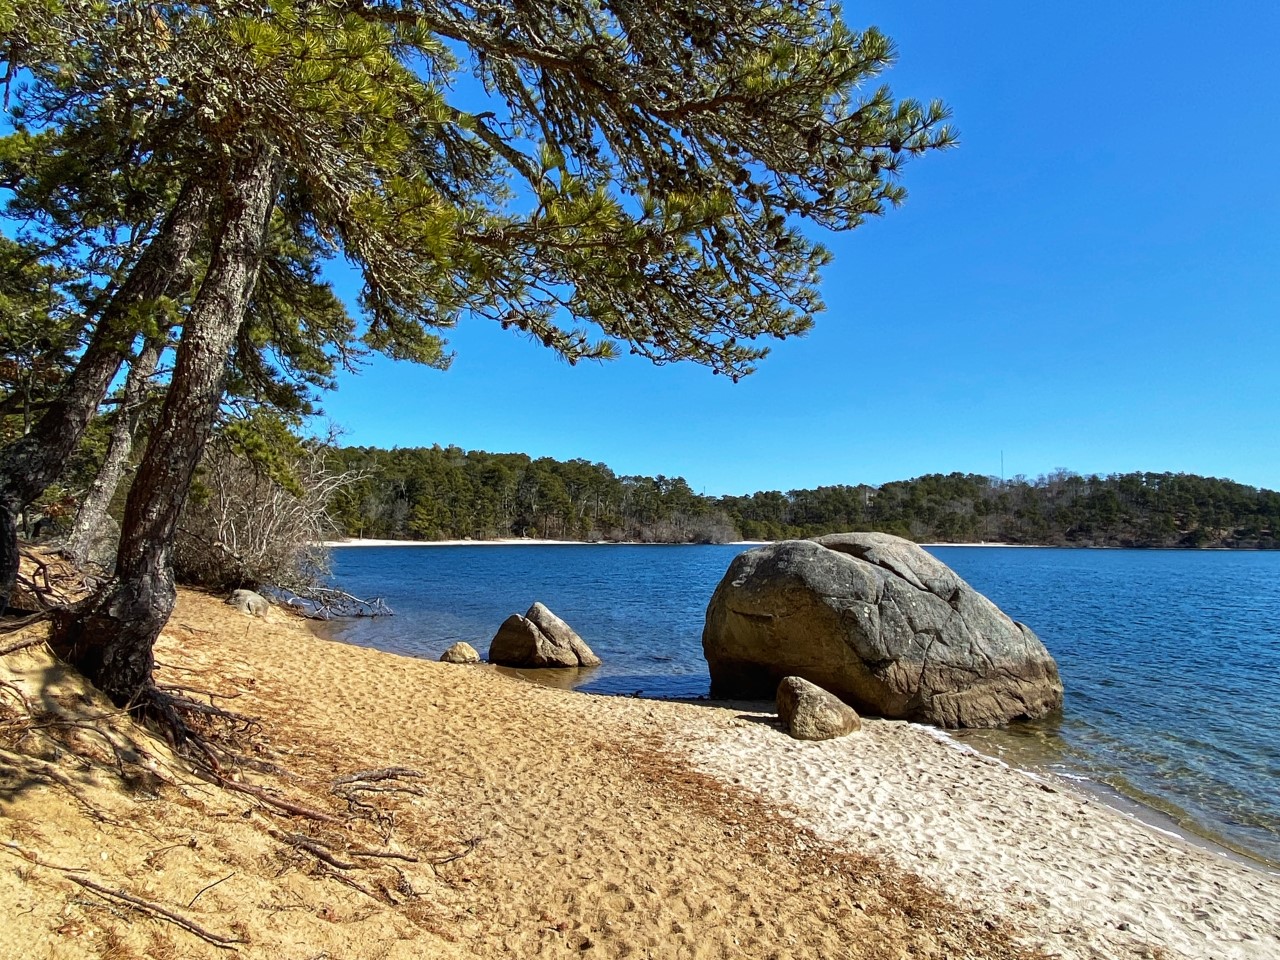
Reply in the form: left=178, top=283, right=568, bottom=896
left=0, top=182, right=209, bottom=608
left=64, top=335, right=165, bottom=568
left=51, top=145, right=279, bottom=707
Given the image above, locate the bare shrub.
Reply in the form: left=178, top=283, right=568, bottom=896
left=174, top=439, right=357, bottom=593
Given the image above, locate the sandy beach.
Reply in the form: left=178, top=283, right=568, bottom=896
left=2, top=590, right=1277, bottom=960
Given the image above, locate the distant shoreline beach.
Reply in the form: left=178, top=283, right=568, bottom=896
left=322, top=537, right=772, bottom=547
left=321, top=537, right=1043, bottom=549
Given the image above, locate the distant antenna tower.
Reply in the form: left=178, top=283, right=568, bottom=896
left=1001, top=451, right=1004, bottom=486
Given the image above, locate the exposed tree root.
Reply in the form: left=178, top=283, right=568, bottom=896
left=1, top=842, right=242, bottom=949
left=225, top=780, right=339, bottom=823
left=2, top=604, right=460, bottom=940
left=0, top=616, right=51, bottom=640
left=117, top=683, right=263, bottom=775
left=316, top=861, right=388, bottom=903
left=0, top=675, right=32, bottom=711
left=279, top=832, right=359, bottom=870
left=10, top=546, right=106, bottom=612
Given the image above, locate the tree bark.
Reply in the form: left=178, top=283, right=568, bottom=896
left=63, top=335, right=165, bottom=568
left=51, top=145, right=280, bottom=707
left=0, top=181, right=209, bottom=607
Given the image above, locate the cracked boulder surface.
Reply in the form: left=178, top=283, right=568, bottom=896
left=701, top=533, right=1064, bottom=728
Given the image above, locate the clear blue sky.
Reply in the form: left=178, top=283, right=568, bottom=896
left=318, top=1, right=1280, bottom=497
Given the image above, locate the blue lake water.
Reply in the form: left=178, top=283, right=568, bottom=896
left=317, top=544, right=1280, bottom=867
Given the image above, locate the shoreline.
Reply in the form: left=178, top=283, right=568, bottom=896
left=925, top=722, right=1280, bottom=876
left=322, top=537, right=772, bottom=547
left=670, top=700, right=1280, bottom=959
left=4, top=591, right=1277, bottom=958
left=322, top=537, right=1031, bottom=549
left=507, top=670, right=1280, bottom=876
left=324, top=537, right=1262, bottom=551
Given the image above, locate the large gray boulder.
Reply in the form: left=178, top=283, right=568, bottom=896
left=489, top=602, right=602, bottom=668
left=702, top=533, right=1063, bottom=728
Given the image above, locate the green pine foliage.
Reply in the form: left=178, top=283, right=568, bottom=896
left=3, top=0, right=955, bottom=379
left=0, top=234, right=84, bottom=437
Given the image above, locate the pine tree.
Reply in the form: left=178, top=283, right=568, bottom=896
left=2, top=0, right=954, bottom=709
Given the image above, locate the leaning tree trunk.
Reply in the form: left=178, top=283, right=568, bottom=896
left=0, top=182, right=209, bottom=607
left=51, top=145, right=279, bottom=707
left=63, top=335, right=165, bottom=568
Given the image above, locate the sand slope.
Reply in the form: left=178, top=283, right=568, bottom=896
left=2, top=590, right=1276, bottom=959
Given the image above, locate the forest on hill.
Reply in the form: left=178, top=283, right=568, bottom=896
left=327, top=446, right=1280, bottom=549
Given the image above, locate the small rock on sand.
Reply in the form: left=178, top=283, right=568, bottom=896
left=227, top=589, right=269, bottom=617
left=440, top=641, right=481, bottom=664
left=776, top=675, right=861, bottom=741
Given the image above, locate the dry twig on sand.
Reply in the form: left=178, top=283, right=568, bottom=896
left=187, top=872, right=236, bottom=907
left=67, top=875, right=243, bottom=950
left=429, top=836, right=482, bottom=874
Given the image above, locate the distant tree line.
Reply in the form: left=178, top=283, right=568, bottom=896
left=327, top=446, right=740, bottom=544
left=326, top=448, right=1280, bottom=549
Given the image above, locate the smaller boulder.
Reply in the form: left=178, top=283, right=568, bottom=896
left=525, top=603, right=602, bottom=667
left=440, top=641, right=480, bottom=664
left=489, top=603, right=601, bottom=668
left=776, top=676, right=861, bottom=741
left=227, top=589, right=269, bottom=617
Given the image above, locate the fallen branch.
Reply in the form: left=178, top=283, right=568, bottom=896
left=332, top=767, right=426, bottom=801
left=331, top=767, right=426, bottom=822
left=66, top=875, right=242, bottom=950
left=349, top=848, right=420, bottom=863
left=333, top=767, right=425, bottom=787
left=281, top=586, right=392, bottom=620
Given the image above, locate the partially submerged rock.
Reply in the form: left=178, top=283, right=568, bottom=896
left=776, top=676, right=861, bottom=741
left=489, top=602, right=601, bottom=668
left=440, top=641, right=480, bottom=664
left=702, top=532, right=1063, bottom=728
left=227, top=589, right=270, bottom=617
